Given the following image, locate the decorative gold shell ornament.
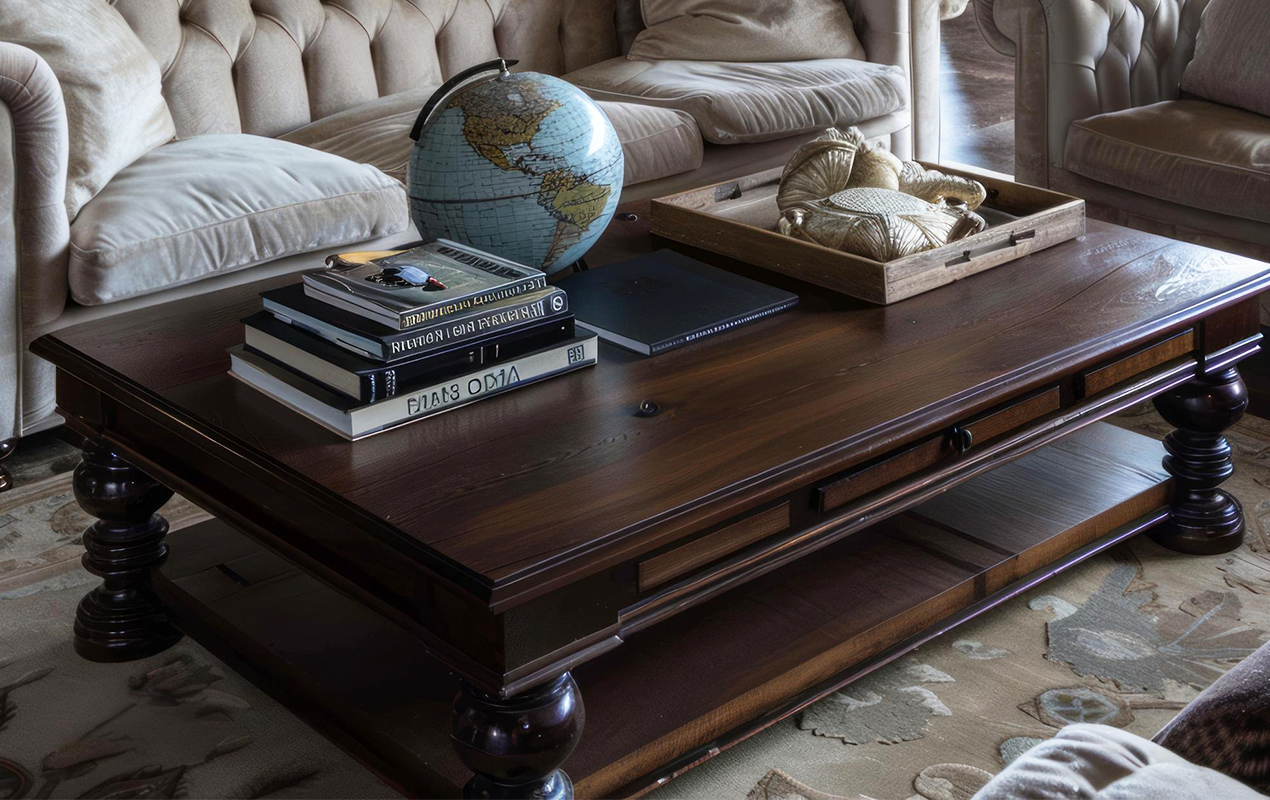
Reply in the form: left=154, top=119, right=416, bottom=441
left=776, top=126, right=990, bottom=259
left=779, top=188, right=987, bottom=261
left=775, top=127, right=863, bottom=211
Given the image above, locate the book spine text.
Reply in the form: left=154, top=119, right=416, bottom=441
left=388, top=289, right=567, bottom=358
left=399, top=275, right=549, bottom=329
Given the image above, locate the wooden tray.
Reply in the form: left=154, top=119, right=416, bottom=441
left=649, top=163, right=1085, bottom=304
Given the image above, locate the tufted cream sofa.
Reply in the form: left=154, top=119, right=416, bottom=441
left=974, top=0, right=1270, bottom=276
left=1, top=0, right=944, bottom=446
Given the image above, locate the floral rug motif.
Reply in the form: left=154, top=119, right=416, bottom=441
left=660, top=408, right=1270, bottom=799
left=5, top=409, right=1270, bottom=800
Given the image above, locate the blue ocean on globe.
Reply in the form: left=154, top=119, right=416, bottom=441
left=408, top=71, right=624, bottom=274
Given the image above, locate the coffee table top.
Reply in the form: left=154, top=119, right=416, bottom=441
left=33, top=215, right=1270, bottom=608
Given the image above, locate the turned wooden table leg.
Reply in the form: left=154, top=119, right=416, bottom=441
left=73, top=441, right=182, bottom=661
left=1151, top=366, right=1249, bottom=555
left=452, top=672, right=584, bottom=799
left=0, top=438, right=15, bottom=493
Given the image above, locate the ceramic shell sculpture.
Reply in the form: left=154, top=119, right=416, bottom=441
left=776, top=127, right=988, bottom=260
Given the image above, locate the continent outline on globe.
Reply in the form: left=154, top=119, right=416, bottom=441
left=408, top=71, right=624, bottom=273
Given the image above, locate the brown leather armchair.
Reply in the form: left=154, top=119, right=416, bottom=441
left=973, top=0, right=1270, bottom=291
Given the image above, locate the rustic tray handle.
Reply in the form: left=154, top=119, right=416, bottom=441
left=945, top=229, right=1037, bottom=267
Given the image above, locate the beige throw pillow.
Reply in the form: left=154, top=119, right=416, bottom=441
left=0, top=0, right=175, bottom=220
left=1180, top=0, right=1270, bottom=118
left=628, top=0, right=866, bottom=62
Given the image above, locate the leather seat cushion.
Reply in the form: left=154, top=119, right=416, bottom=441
left=281, top=88, right=704, bottom=187
left=68, top=134, right=408, bottom=306
left=563, top=57, right=908, bottom=145
left=1065, top=100, right=1270, bottom=225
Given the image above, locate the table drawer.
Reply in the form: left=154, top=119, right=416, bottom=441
left=1079, top=330, right=1194, bottom=397
left=639, top=502, right=791, bottom=591
left=818, top=385, right=1062, bottom=512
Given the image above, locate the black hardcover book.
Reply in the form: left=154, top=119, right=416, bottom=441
left=261, top=283, right=568, bottom=362
left=561, top=250, right=798, bottom=355
left=243, top=310, right=576, bottom=403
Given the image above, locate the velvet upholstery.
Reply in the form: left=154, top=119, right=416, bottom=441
left=564, top=57, right=908, bottom=144
left=68, top=135, right=407, bottom=306
left=628, top=0, right=866, bottom=63
left=0, top=44, right=70, bottom=437
left=0, top=0, right=174, bottom=220
left=1180, top=0, right=1270, bottom=120
left=973, top=724, right=1264, bottom=800
left=0, top=0, right=943, bottom=440
left=1065, top=100, right=1270, bottom=225
left=593, top=103, right=704, bottom=185
left=107, top=0, right=619, bottom=140
left=280, top=87, right=434, bottom=184
left=281, top=89, right=704, bottom=187
left=1154, top=632, right=1270, bottom=793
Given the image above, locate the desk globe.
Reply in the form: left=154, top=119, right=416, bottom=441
left=408, top=60, right=624, bottom=275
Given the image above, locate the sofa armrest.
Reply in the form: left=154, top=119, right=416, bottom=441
left=1153, top=640, right=1270, bottom=793
left=975, top=0, right=1204, bottom=186
left=0, top=42, right=71, bottom=439
left=847, top=0, right=941, bottom=161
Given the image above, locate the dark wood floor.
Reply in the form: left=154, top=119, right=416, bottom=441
left=940, top=6, right=1015, bottom=174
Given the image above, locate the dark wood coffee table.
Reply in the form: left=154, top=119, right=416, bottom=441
left=30, top=212, right=1270, bottom=798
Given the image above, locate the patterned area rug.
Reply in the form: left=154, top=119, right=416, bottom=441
left=3, top=407, right=1270, bottom=799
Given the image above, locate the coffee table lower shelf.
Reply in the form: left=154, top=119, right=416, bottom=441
left=154, top=422, right=1170, bottom=798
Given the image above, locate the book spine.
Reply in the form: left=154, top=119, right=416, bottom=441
left=649, top=300, right=800, bottom=355
left=384, top=289, right=568, bottom=360
left=397, top=275, right=549, bottom=330
left=355, top=336, right=598, bottom=435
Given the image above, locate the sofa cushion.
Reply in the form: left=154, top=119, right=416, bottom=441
left=600, top=102, right=704, bottom=185
left=0, top=0, right=175, bottom=220
left=279, top=87, right=433, bottom=184
left=1065, top=100, right=1270, bottom=225
left=976, top=724, right=1265, bottom=800
left=281, top=88, right=703, bottom=188
left=628, top=0, right=865, bottom=63
left=68, top=134, right=407, bottom=306
left=1180, top=0, right=1270, bottom=119
left=564, top=57, right=908, bottom=144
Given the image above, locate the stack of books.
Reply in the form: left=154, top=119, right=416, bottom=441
left=229, top=239, right=598, bottom=439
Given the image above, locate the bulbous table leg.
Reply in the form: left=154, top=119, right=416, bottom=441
left=0, top=438, right=15, bottom=493
left=1151, top=367, right=1249, bottom=555
left=452, top=672, right=585, bottom=800
left=72, top=441, right=182, bottom=662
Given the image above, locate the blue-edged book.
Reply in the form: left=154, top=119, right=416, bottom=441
left=562, top=250, right=798, bottom=356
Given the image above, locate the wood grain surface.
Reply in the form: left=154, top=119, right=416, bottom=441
left=649, top=163, right=1087, bottom=303
left=33, top=221, right=1269, bottom=598
left=32, top=208, right=1270, bottom=692
left=152, top=422, right=1170, bottom=798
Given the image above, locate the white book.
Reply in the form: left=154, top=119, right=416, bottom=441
left=229, top=334, right=598, bottom=439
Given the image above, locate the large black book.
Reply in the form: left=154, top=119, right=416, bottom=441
left=262, top=283, right=568, bottom=363
left=562, top=250, right=798, bottom=355
left=243, top=311, right=575, bottom=403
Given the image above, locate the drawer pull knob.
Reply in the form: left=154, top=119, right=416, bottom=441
left=949, top=426, right=974, bottom=454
